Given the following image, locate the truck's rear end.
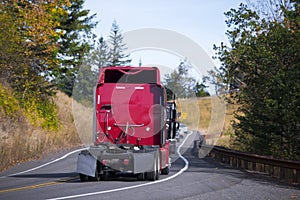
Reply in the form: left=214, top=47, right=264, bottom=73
left=77, top=66, right=170, bottom=181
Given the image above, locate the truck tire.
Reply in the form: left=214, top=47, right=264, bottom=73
left=161, top=166, right=169, bottom=175
left=137, top=172, right=146, bottom=181
left=94, top=169, right=101, bottom=181
left=146, top=158, right=157, bottom=181
left=93, top=163, right=102, bottom=181
left=79, top=173, right=89, bottom=182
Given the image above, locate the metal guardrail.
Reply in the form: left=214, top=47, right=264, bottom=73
left=198, top=144, right=300, bottom=184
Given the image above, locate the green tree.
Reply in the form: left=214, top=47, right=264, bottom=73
left=163, top=60, right=197, bottom=99
left=93, top=36, right=110, bottom=70
left=56, top=0, right=97, bottom=96
left=213, top=2, right=300, bottom=159
left=194, top=82, right=210, bottom=97
left=108, top=20, right=131, bottom=66
left=72, top=57, right=98, bottom=106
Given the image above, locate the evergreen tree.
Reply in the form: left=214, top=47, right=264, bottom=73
left=56, top=0, right=97, bottom=96
left=163, top=60, right=198, bottom=98
left=73, top=57, right=98, bottom=106
left=93, top=36, right=110, bottom=71
left=107, top=20, right=131, bottom=66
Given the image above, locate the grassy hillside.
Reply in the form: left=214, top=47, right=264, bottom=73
left=0, top=85, right=81, bottom=171
left=177, top=96, right=238, bottom=146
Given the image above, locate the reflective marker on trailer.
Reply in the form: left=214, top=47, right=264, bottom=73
left=97, top=95, right=101, bottom=104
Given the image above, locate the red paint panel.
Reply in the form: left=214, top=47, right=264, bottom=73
left=94, top=67, right=166, bottom=147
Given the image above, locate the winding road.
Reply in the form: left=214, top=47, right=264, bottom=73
left=0, top=132, right=299, bottom=200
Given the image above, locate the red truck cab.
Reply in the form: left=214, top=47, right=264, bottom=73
left=77, top=66, right=171, bottom=181
left=95, top=66, right=167, bottom=147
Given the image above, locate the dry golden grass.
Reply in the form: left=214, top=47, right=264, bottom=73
left=176, top=96, right=239, bottom=146
left=0, top=91, right=81, bottom=171
left=72, top=100, right=93, bottom=146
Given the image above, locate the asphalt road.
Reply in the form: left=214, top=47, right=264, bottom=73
left=0, top=132, right=299, bottom=200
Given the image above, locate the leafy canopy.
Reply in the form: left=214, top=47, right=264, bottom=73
left=213, top=1, right=300, bottom=160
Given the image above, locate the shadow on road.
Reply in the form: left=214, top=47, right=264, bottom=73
left=11, top=172, right=78, bottom=179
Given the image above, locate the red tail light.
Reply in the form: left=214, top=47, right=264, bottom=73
left=123, top=159, right=129, bottom=165
left=102, top=159, right=109, bottom=165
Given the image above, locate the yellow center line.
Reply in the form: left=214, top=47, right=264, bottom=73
left=0, top=176, right=79, bottom=193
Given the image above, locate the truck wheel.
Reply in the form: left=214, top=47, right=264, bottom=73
left=93, top=163, right=102, bottom=181
left=146, top=159, right=157, bottom=181
left=79, top=173, right=89, bottom=182
left=94, top=170, right=101, bottom=181
left=146, top=170, right=156, bottom=181
left=161, top=166, right=169, bottom=175
left=137, top=172, right=146, bottom=181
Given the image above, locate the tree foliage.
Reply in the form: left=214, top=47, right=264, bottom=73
left=163, top=60, right=209, bottom=100
left=213, top=1, right=300, bottom=159
left=56, top=0, right=97, bottom=96
left=74, top=21, right=132, bottom=105
left=0, top=0, right=71, bottom=129
left=92, top=21, right=131, bottom=72
left=0, top=0, right=97, bottom=129
left=0, top=0, right=66, bottom=94
left=194, top=81, right=210, bottom=97
left=107, top=20, right=131, bottom=66
left=93, top=36, right=110, bottom=68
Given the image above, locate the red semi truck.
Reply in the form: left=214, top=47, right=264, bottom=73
left=77, top=66, right=178, bottom=181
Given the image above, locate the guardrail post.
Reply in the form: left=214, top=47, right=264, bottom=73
left=286, top=168, right=293, bottom=183
left=297, top=170, right=300, bottom=183
left=274, top=166, right=280, bottom=178
left=269, top=165, right=274, bottom=177
left=263, top=164, right=267, bottom=173
left=233, top=158, right=237, bottom=168
left=280, top=167, right=285, bottom=180
left=238, top=159, right=241, bottom=169
left=241, top=160, right=245, bottom=169
left=226, top=155, right=230, bottom=164
left=252, top=162, right=256, bottom=171
left=244, top=160, right=248, bottom=170
left=257, top=163, right=262, bottom=172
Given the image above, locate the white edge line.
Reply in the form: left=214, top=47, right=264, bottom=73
left=0, top=148, right=88, bottom=178
left=47, top=133, right=193, bottom=200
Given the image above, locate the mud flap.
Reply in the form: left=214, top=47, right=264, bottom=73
left=133, top=151, right=156, bottom=174
left=77, top=152, right=97, bottom=177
